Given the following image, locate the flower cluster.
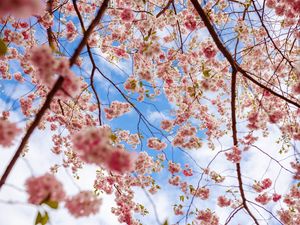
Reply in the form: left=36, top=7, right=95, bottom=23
left=253, top=178, right=272, bottom=192
left=104, top=101, right=132, bottom=120
left=255, top=193, right=271, bottom=205
left=29, top=46, right=82, bottom=98
left=65, top=191, right=101, bottom=218
left=217, top=196, right=231, bottom=207
left=225, top=146, right=241, bottom=163
left=172, top=126, right=202, bottom=149
left=195, top=209, right=219, bottom=225
left=25, top=173, right=65, bottom=205
left=147, top=137, right=167, bottom=151
left=0, top=119, right=21, bottom=147
left=72, top=126, right=135, bottom=173
left=0, top=0, right=44, bottom=18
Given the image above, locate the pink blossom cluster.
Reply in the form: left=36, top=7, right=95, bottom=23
left=134, top=152, right=154, bottom=174
left=217, top=196, right=231, bottom=207
left=104, top=101, right=132, bottom=120
left=196, top=209, right=219, bottom=225
left=168, top=161, right=181, bottom=174
left=225, top=146, right=241, bottom=163
left=0, top=119, right=21, bottom=147
left=266, top=0, right=300, bottom=23
left=255, top=193, right=271, bottom=205
left=172, top=126, right=202, bottom=149
left=120, top=8, right=134, bottom=22
left=291, top=162, right=300, bottom=180
left=278, top=185, right=300, bottom=224
left=66, top=21, right=77, bottom=42
left=65, top=191, right=101, bottom=218
left=253, top=178, right=272, bottom=192
left=147, top=137, right=167, bottom=150
left=25, top=173, right=65, bottom=205
left=72, top=126, right=135, bottom=173
left=160, top=119, right=173, bottom=131
left=202, top=42, right=217, bottom=59
left=0, top=0, right=44, bottom=18
left=29, top=46, right=82, bottom=97
left=173, top=204, right=184, bottom=215
left=191, top=187, right=210, bottom=200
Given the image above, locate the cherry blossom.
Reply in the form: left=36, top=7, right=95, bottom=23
left=25, top=173, right=65, bottom=205
left=0, top=119, right=21, bottom=147
left=65, top=191, right=101, bottom=218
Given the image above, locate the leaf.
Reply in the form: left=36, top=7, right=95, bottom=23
left=0, top=39, right=7, bottom=56
left=203, top=69, right=211, bottom=78
left=179, top=195, right=184, bottom=202
left=43, top=200, right=59, bottom=209
left=35, top=212, right=43, bottom=225
left=41, top=212, right=49, bottom=225
left=34, top=211, right=49, bottom=225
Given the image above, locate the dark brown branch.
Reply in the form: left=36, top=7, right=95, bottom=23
left=0, top=76, right=64, bottom=189
left=0, top=0, right=110, bottom=190
left=189, top=0, right=300, bottom=108
left=156, top=0, right=173, bottom=18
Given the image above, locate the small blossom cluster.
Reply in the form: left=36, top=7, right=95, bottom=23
left=0, top=0, right=44, bottom=18
left=0, top=119, right=21, bottom=147
left=172, top=126, right=202, bottom=149
left=195, top=209, right=219, bottom=225
left=253, top=178, right=272, bottom=192
left=72, top=126, right=135, bottom=173
left=191, top=187, right=210, bottom=200
left=182, top=164, right=193, bottom=177
left=225, top=146, right=241, bottom=163
left=65, top=21, right=77, bottom=42
left=168, top=161, right=181, bottom=174
left=147, top=137, right=167, bottom=150
left=29, top=46, right=82, bottom=98
left=65, top=191, right=102, bottom=218
left=25, top=173, right=65, bottom=205
left=201, top=41, right=217, bottom=59
left=217, top=196, right=231, bottom=207
left=104, top=101, right=132, bottom=120
left=266, top=0, right=300, bottom=24
left=255, top=193, right=272, bottom=205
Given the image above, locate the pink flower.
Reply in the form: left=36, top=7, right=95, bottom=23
left=65, top=191, right=101, bottom=218
left=225, top=146, right=241, bottom=163
left=217, top=196, right=231, bottom=207
left=202, top=44, right=217, bottom=59
left=261, top=178, right=272, bottom=189
left=255, top=193, right=271, bottom=205
left=168, top=161, right=181, bottom=174
left=72, top=126, right=112, bottom=165
left=0, top=0, right=45, bottom=18
left=25, top=173, right=65, bottom=205
left=0, top=119, right=21, bottom=147
left=196, top=209, right=219, bottom=225
left=66, top=21, right=77, bottom=42
left=29, top=45, right=57, bottom=86
left=191, top=187, right=210, bottom=200
left=120, top=8, right=134, bottom=22
left=147, top=137, right=167, bottom=150
left=104, top=101, right=132, bottom=120
left=184, top=16, right=197, bottom=31
left=106, top=148, right=135, bottom=174
left=272, top=193, right=281, bottom=202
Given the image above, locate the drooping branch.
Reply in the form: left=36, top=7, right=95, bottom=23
left=231, top=67, right=259, bottom=224
left=0, top=0, right=110, bottom=190
left=189, top=0, right=300, bottom=108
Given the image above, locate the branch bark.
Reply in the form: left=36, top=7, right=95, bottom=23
left=0, top=0, right=110, bottom=190
left=189, top=0, right=300, bottom=108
